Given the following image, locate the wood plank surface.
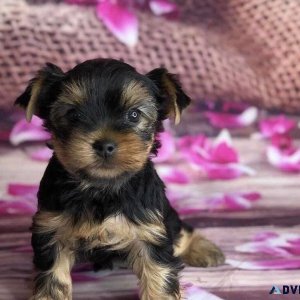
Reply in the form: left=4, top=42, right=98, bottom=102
left=0, top=138, right=300, bottom=300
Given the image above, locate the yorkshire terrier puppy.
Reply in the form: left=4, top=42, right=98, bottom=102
left=16, top=59, right=224, bottom=300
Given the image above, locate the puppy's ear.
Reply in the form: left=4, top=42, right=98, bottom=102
left=147, top=68, right=191, bottom=124
left=15, top=63, right=65, bottom=122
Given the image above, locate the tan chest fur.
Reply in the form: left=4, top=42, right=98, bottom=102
left=34, top=211, right=166, bottom=252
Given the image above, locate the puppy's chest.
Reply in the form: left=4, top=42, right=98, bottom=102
left=71, top=214, right=165, bottom=251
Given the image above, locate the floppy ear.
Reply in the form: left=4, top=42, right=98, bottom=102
left=147, top=68, right=191, bottom=124
left=15, top=63, right=65, bottom=122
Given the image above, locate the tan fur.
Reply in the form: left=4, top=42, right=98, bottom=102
left=122, top=80, right=158, bottom=132
left=31, top=245, right=74, bottom=300
left=174, top=229, right=225, bottom=267
left=58, top=81, right=86, bottom=105
left=26, top=77, right=44, bottom=122
left=33, top=210, right=165, bottom=249
left=122, top=80, right=153, bottom=107
left=128, top=242, right=180, bottom=300
left=162, top=74, right=181, bottom=125
left=173, top=229, right=192, bottom=257
left=52, top=129, right=152, bottom=179
left=33, top=209, right=182, bottom=299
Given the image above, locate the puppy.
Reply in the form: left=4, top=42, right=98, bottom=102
left=15, top=59, right=224, bottom=300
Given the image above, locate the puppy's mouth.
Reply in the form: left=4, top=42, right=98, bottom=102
left=97, top=160, right=116, bottom=169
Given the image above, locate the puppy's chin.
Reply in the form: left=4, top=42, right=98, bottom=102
left=76, top=167, right=136, bottom=190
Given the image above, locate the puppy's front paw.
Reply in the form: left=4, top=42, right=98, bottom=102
left=181, top=233, right=225, bottom=267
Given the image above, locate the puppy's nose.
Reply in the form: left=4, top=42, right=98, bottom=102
left=93, top=140, right=116, bottom=158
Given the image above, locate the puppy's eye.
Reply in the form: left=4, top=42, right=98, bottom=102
left=67, top=109, right=82, bottom=122
left=127, top=109, right=140, bottom=123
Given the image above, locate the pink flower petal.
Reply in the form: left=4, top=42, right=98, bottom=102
left=153, top=131, right=176, bottom=163
left=203, top=163, right=255, bottom=180
left=210, top=142, right=238, bottom=164
left=227, top=258, right=300, bottom=270
left=222, top=102, right=250, bottom=113
left=178, top=130, right=254, bottom=180
left=157, top=166, right=190, bottom=184
left=236, top=232, right=300, bottom=257
left=177, top=135, right=207, bottom=152
left=183, top=283, right=223, bottom=300
left=205, top=107, right=258, bottom=129
left=270, top=134, right=293, bottom=150
left=266, top=145, right=300, bottom=172
left=96, top=1, right=138, bottom=47
left=253, top=231, right=279, bottom=241
left=149, top=0, right=178, bottom=16
left=204, top=192, right=261, bottom=211
left=259, top=115, right=296, bottom=138
left=27, top=146, right=53, bottom=161
left=241, top=192, right=261, bottom=201
left=7, top=183, right=38, bottom=197
left=9, top=116, right=50, bottom=146
left=166, top=189, right=261, bottom=215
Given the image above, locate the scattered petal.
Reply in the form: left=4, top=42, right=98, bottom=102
left=270, top=134, right=293, bottom=150
left=235, top=232, right=300, bottom=257
left=205, top=107, right=258, bottom=129
left=178, top=130, right=254, bottom=180
left=27, top=146, right=53, bottom=161
left=204, top=192, right=261, bottom=211
left=227, top=258, right=300, bottom=270
left=153, top=131, right=176, bottom=163
left=166, top=189, right=261, bottom=215
left=266, top=145, right=300, bottom=172
left=7, top=183, right=38, bottom=197
left=156, top=166, right=190, bottom=184
left=149, top=0, right=178, bottom=16
left=9, top=116, right=50, bottom=146
left=96, top=1, right=138, bottom=47
left=203, top=163, right=255, bottom=180
left=211, top=130, right=238, bottom=163
left=259, top=115, right=296, bottom=138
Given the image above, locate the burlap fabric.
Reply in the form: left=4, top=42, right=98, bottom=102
left=1, top=0, right=300, bottom=112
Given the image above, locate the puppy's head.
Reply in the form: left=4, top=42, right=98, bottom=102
left=16, top=59, right=191, bottom=181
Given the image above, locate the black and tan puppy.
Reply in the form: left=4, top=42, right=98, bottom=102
left=15, top=59, right=224, bottom=300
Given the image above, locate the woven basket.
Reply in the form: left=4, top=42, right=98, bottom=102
left=1, top=0, right=300, bottom=112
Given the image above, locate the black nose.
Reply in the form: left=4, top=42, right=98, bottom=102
left=93, top=140, right=116, bottom=158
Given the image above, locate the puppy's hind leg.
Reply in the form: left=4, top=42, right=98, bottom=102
left=174, top=224, right=225, bottom=267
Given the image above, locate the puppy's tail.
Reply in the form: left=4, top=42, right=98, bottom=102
left=174, top=228, right=225, bottom=267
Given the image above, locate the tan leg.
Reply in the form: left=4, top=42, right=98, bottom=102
left=128, top=241, right=182, bottom=300
left=174, top=229, right=225, bottom=267
left=31, top=246, right=74, bottom=300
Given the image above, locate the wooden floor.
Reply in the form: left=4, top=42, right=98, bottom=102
left=0, top=138, right=300, bottom=300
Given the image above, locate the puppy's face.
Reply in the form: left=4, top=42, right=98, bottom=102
left=16, top=59, right=191, bottom=181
